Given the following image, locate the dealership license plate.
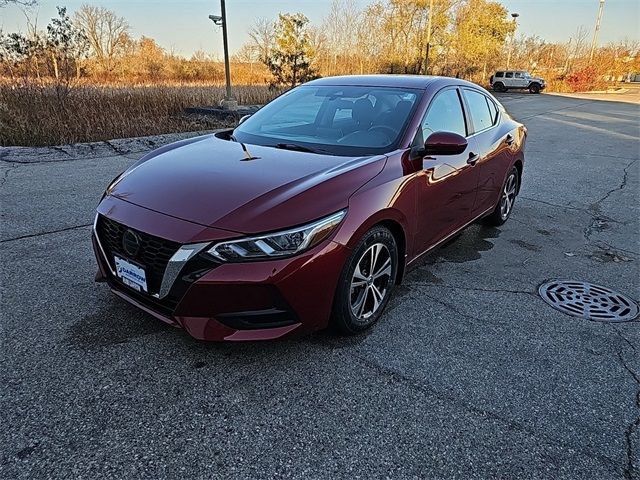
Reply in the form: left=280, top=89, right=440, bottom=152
left=114, top=256, right=148, bottom=293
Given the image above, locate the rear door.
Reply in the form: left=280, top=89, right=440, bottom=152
left=413, top=87, right=481, bottom=250
left=504, top=71, right=515, bottom=88
left=461, top=88, right=513, bottom=215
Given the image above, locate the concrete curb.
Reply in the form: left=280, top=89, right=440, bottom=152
left=0, top=130, right=216, bottom=164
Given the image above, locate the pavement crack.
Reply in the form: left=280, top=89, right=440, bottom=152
left=584, top=159, right=638, bottom=242
left=103, top=140, right=126, bottom=155
left=518, top=100, right=595, bottom=121
left=411, top=282, right=538, bottom=297
left=521, top=196, right=587, bottom=213
left=0, top=223, right=92, bottom=243
left=525, top=150, right=639, bottom=162
left=616, top=350, right=640, bottom=480
left=51, top=146, right=73, bottom=157
left=614, top=326, right=638, bottom=353
left=0, top=164, right=18, bottom=189
left=593, top=159, right=637, bottom=210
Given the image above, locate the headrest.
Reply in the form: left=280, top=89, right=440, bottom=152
left=352, top=98, right=374, bottom=125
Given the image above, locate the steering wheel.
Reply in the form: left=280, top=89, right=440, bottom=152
left=367, top=125, right=398, bottom=142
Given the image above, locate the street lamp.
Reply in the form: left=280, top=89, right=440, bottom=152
left=506, top=12, right=519, bottom=70
left=209, top=0, right=237, bottom=110
left=589, top=0, right=606, bottom=62
left=424, top=0, right=434, bottom=75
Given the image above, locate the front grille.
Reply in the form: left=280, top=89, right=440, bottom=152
left=96, top=215, right=181, bottom=296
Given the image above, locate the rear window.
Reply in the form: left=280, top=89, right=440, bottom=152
left=462, top=89, right=494, bottom=133
left=495, top=72, right=504, bottom=78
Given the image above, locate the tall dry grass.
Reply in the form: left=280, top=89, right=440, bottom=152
left=0, top=83, right=278, bottom=147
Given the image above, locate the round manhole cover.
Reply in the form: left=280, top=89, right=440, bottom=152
left=538, top=280, right=639, bottom=322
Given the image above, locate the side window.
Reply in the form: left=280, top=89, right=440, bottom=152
left=505, top=72, right=513, bottom=78
left=486, top=97, right=499, bottom=125
left=495, top=72, right=504, bottom=78
left=415, top=89, right=466, bottom=146
left=514, top=72, right=523, bottom=78
left=462, top=89, right=494, bottom=133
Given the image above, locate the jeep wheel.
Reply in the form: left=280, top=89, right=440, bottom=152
left=493, top=82, right=506, bottom=93
left=529, top=83, right=541, bottom=94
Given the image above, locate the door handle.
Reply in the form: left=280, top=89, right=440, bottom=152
left=467, top=152, right=480, bottom=166
left=505, top=134, right=515, bottom=146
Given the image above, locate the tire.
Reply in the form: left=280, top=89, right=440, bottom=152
left=332, top=226, right=398, bottom=335
left=529, top=83, right=541, bottom=94
left=492, top=82, right=506, bottom=93
left=482, top=166, right=519, bottom=226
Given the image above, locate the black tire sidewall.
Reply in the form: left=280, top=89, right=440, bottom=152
left=482, top=166, right=519, bottom=226
left=332, top=226, right=398, bottom=334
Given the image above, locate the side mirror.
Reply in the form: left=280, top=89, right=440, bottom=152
left=424, top=131, right=468, bottom=156
left=238, top=114, right=251, bottom=125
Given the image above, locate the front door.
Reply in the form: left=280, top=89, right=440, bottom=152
left=513, top=72, right=528, bottom=88
left=413, top=87, right=481, bottom=251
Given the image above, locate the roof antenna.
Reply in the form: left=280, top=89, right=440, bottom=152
left=230, top=133, right=259, bottom=161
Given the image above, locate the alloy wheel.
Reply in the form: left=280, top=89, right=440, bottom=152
left=350, top=243, right=393, bottom=321
left=500, top=173, right=518, bottom=220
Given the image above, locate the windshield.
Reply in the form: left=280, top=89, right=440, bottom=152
left=233, top=85, right=422, bottom=156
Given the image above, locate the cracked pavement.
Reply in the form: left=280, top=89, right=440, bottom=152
left=1, top=93, right=638, bottom=479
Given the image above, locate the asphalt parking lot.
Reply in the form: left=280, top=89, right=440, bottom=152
left=1, top=92, right=638, bottom=479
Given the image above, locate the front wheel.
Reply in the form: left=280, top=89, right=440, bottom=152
left=493, top=82, right=506, bottom=93
left=332, top=226, right=398, bottom=335
left=529, top=83, right=541, bottom=94
left=482, top=166, right=519, bottom=226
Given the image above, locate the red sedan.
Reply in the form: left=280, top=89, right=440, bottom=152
left=93, top=75, right=526, bottom=341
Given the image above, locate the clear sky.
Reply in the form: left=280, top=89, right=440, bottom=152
left=1, top=0, right=638, bottom=58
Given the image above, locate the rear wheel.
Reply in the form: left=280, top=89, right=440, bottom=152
left=492, top=82, right=506, bottom=93
left=529, top=83, right=541, bottom=94
left=482, top=166, right=519, bottom=226
left=332, top=226, right=398, bottom=335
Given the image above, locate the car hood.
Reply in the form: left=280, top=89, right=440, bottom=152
left=108, top=134, right=386, bottom=234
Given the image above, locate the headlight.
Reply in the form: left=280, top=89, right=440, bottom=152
left=207, top=210, right=346, bottom=262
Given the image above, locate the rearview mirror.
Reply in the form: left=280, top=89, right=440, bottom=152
left=238, top=114, right=251, bottom=125
left=424, top=131, right=468, bottom=156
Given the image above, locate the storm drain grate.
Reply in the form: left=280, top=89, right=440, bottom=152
left=538, top=280, right=639, bottom=322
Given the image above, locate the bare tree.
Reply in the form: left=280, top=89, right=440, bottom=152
left=74, top=4, right=129, bottom=75
left=322, top=0, right=360, bottom=74
left=248, top=18, right=274, bottom=65
left=0, top=0, right=38, bottom=7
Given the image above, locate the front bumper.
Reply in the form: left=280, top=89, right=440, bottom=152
left=92, top=198, right=350, bottom=341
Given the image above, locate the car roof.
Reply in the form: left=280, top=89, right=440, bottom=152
left=304, top=74, right=480, bottom=91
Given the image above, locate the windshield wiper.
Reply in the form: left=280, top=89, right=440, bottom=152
left=274, top=143, right=326, bottom=154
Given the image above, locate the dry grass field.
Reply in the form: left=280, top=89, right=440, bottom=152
left=0, top=83, right=278, bottom=147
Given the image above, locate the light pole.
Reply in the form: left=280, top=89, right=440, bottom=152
left=209, top=0, right=237, bottom=110
left=589, top=0, right=605, bottom=62
left=424, top=0, right=434, bottom=75
left=506, top=12, right=519, bottom=70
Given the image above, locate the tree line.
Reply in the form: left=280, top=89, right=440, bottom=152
left=1, top=0, right=638, bottom=92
